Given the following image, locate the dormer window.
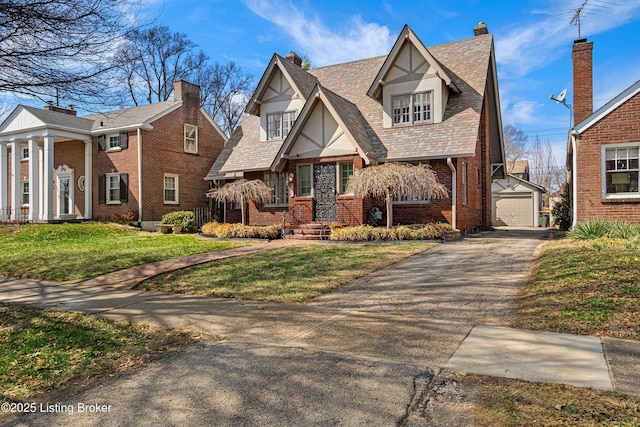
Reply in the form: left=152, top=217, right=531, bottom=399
left=392, top=91, right=432, bottom=126
left=267, top=111, right=296, bottom=140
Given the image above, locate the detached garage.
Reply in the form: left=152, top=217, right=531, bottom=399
left=492, top=175, right=546, bottom=227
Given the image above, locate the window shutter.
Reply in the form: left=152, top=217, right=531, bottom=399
left=119, top=173, right=128, bottom=202
left=98, top=175, right=106, bottom=204
left=119, top=131, right=128, bottom=149
left=97, top=135, right=106, bottom=151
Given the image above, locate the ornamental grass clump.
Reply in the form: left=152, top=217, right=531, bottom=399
left=569, top=219, right=640, bottom=240
left=329, top=223, right=452, bottom=241
left=200, top=222, right=280, bottom=239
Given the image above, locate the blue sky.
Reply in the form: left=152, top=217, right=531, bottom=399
left=140, top=0, right=640, bottom=164
left=8, top=0, right=640, bottom=165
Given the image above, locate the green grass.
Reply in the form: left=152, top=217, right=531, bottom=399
left=516, top=237, right=640, bottom=340
left=0, top=223, right=253, bottom=281
left=0, top=303, right=196, bottom=403
left=140, top=242, right=436, bottom=302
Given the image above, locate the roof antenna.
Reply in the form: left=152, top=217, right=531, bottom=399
left=569, top=0, right=618, bottom=38
left=570, top=0, right=589, bottom=38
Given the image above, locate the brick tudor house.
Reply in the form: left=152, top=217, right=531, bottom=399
left=568, top=38, right=640, bottom=226
left=207, top=24, right=506, bottom=234
left=0, top=80, right=227, bottom=230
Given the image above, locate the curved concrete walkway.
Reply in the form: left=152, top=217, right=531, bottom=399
left=2, top=229, right=639, bottom=426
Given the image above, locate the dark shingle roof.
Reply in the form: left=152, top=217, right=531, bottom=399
left=208, top=32, right=495, bottom=177
left=83, top=101, right=181, bottom=131
left=21, top=106, right=94, bottom=131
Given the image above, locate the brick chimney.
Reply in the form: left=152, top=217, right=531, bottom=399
left=572, top=38, right=593, bottom=125
left=285, top=52, right=303, bottom=67
left=473, top=22, right=489, bottom=36
left=174, top=80, right=201, bottom=108
left=44, top=103, right=77, bottom=116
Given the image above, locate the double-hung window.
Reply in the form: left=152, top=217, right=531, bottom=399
left=98, top=173, right=128, bottom=204
left=98, top=132, right=128, bottom=151
left=184, top=124, right=198, bottom=153
left=604, top=145, right=639, bottom=196
left=21, top=146, right=29, bottom=161
left=339, top=163, right=354, bottom=194
left=267, top=111, right=296, bottom=140
left=21, top=181, right=29, bottom=205
left=392, top=91, right=433, bottom=126
left=263, top=172, right=288, bottom=206
left=298, top=165, right=312, bottom=196
left=164, top=174, right=179, bottom=204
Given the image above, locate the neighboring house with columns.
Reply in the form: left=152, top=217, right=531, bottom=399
left=0, top=80, right=227, bottom=230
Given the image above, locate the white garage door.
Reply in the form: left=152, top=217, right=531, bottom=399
left=494, top=194, right=533, bottom=227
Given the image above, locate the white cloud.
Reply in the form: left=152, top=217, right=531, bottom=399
left=243, top=0, right=394, bottom=66
left=496, top=0, right=640, bottom=78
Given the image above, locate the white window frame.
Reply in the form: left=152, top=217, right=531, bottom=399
left=184, top=124, right=198, bottom=154
left=20, top=145, right=29, bottom=161
left=164, top=174, right=179, bottom=205
left=338, top=163, right=354, bottom=195
left=602, top=143, right=640, bottom=198
left=21, top=181, right=29, bottom=206
left=392, top=91, right=433, bottom=126
left=267, top=111, right=296, bottom=140
left=263, top=172, right=288, bottom=207
left=392, top=162, right=432, bottom=204
left=298, top=164, right=312, bottom=197
left=106, top=173, right=121, bottom=204
left=462, top=161, right=468, bottom=205
left=107, top=134, right=121, bottom=151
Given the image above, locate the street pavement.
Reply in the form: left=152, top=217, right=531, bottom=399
left=1, top=228, right=639, bottom=426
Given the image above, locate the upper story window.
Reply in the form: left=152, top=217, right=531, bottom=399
left=392, top=91, right=432, bottom=126
left=263, top=172, right=288, bottom=206
left=98, top=132, right=128, bottom=151
left=604, top=145, right=639, bottom=196
left=267, top=111, right=296, bottom=140
left=184, top=124, right=198, bottom=154
left=21, top=146, right=29, bottom=161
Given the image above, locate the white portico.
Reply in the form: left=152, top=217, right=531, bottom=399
left=0, top=105, right=93, bottom=222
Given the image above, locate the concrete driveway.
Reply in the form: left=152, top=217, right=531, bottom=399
left=1, top=229, right=563, bottom=426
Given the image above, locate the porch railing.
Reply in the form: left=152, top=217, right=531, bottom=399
left=0, top=208, right=29, bottom=224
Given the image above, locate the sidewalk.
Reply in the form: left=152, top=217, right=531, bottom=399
left=64, top=238, right=310, bottom=290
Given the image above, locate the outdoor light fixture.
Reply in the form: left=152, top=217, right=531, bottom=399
left=288, top=173, right=294, bottom=184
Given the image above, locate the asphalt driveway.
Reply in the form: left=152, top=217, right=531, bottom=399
left=1, top=228, right=565, bottom=426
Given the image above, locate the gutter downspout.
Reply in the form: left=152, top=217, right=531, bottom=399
left=137, top=128, right=143, bottom=225
left=447, top=157, right=457, bottom=230
left=571, top=132, right=578, bottom=229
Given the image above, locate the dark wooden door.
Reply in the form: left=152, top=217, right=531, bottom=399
left=313, top=163, right=336, bottom=222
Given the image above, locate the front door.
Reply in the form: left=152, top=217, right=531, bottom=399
left=313, top=163, right=336, bottom=222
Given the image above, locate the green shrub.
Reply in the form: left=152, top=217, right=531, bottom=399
left=160, top=211, right=196, bottom=233
left=551, top=183, right=572, bottom=231
left=570, top=219, right=640, bottom=240
left=329, top=223, right=452, bottom=241
left=200, top=222, right=280, bottom=239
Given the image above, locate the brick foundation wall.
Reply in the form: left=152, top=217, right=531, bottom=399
left=575, top=91, right=640, bottom=223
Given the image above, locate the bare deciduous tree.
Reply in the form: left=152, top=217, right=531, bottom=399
left=117, top=25, right=208, bottom=105
left=0, top=0, right=137, bottom=101
left=530, top=135, right=566, bottom=195
left=195, top=62, right=254, bottom=135
left=354, top=163, right=448, bottom=228
left=503, top=124, right=530, bottom=172
left=207, top=179, right=272, bottom=225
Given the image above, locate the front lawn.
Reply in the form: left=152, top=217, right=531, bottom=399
left=515, top=237, right=640, bottom=341
left=140, top=242, right=436, bottom=302
left=0, top=303, right=199, bottom=407
left=0, top=223, right=253, bottom=281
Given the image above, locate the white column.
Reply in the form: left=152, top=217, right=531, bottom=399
left=42, top=136, right=54, bottom=221
left=38, top=144, right=44, bottom=220
left=10, top=141, right=21, bottom=220
left=0, top=143, right=7, bottom=220
left=84, top=141, right=92, bottom=219
left=28, top=139, right=39, bottom=221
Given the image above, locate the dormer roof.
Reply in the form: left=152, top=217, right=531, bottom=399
left=367, top=25, right=461, bottom=102
left=245, top=54, right=319, bottom=116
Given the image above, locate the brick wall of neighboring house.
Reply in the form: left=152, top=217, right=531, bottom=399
left=53, top=140, right=87, bottom=217
left=140, top=106, right=224, bottom=223
left=93, top=131, right=140, bottom=221
left=575, top=91, right=640, bottom=223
